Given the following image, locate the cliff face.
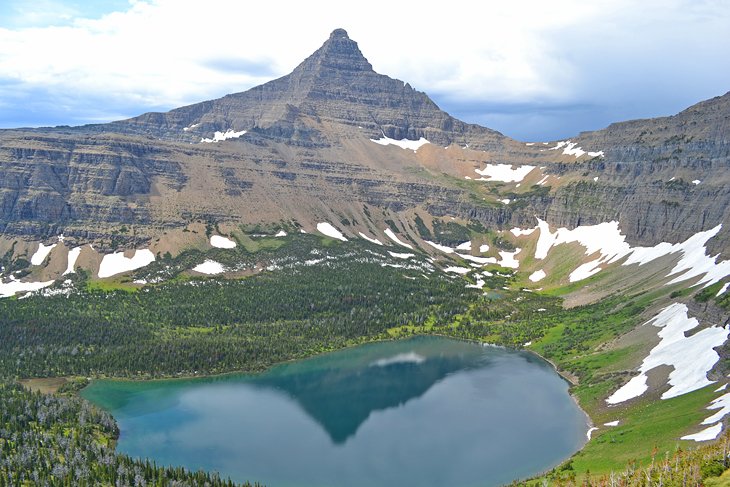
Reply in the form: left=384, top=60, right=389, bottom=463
left=0, top=29, right=727, bottom=256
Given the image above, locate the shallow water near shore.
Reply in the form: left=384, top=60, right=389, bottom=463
left=82, top=336, right=588, bottom=487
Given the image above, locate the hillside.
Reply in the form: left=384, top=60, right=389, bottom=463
left=0, top=28, right=729, bottom=486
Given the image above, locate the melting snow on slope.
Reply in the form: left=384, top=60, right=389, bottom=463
left=200, top=129, right=246, bottom=143
left=682, top=423, right=723, bottom=442
left=370, top=136, right=430, bottom=152
left=458, top=253, right=497, bottom=265
left=569, top=259, right=604, bottom=282
left=474, top=164, right=535, bottom=183
left=359, top=232, right=384, bottom=245
left=317, top=223, right=348, bottom=241
left=388, top=251, right=414, bottom=259
left=606, top=303, right=729, bottom=404
left=718, top=283, right=730, bottom=297
left=63, top=246, right=82, bottom=275
left=624, top=225, right=730, bottom=288
left=98, top=249, right=155, bottom=279
left=498, top=249, right=521, bottom=269
left=192, top=260, right=225, bottom=275
left=511, top=227, right=536, bottom=237
left=210, top=235, right=237, bottom=249
left=425, top=241, right=454, bottom=253
left=30, top=243, right=56, bottom=265
left=385, top=228, right=413, bottom=249
left=529, top=270, right=546, bottom=282
left=0, top=277, right=55, bottom=298
left=444, top=266, right=471, bottom=275
left=548, top=140, right=604, bottom=158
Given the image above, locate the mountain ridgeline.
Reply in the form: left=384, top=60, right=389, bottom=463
left=0, top=28, right=728, bottom=255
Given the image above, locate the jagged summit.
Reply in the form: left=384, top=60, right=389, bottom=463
left=299, top=28, right=373, bottom=72
left=97, top=29, right=503, bottom=148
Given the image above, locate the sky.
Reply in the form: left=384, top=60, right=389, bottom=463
left=0, top=0, right=728, bottom=141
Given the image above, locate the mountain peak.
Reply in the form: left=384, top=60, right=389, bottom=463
left=329, top=28, right=349, bottom=39
left=301, top=28, right=372, bottom=72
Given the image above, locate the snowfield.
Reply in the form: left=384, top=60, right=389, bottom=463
left=192, top=260, right=226, bottom=275
left=358, top=232, right=383, bottom=246
left=200, top=129, right=246, bottom=143
left=0, top=277, right=55, bottom=298
left=474, top=163, right=535, bottom=183
left=317, top=222, right=348, bottom=241
left=370, top=135, right=430, bottom=151
left=384, top=228, right=413, bottom=249
left=606, top=303, right=729, bottom=405
left=425, top=241, right=454, bottom=253
left=527, top=219, right=730, bottom=286
left=30, top=243, right=56, bottom=266
left=548, top=140, right=604, bottom=158
left=529, top=270, right=546, bottom=282
left=98, top=249, right=155, bottom=279
left=63, top=246, right=82, bottom=275
left=210, top=235, right=237, bottom=248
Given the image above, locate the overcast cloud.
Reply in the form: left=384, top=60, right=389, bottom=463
left=0, top=0, right=727, bottom=140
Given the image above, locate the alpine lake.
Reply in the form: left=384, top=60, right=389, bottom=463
left=82, top=336, right=589, bottom=487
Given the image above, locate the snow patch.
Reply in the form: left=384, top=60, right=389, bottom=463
left=444, top=266, right=471, bottom=275
left=274, top=230, right=287, bottom=237
left=604, top=421, right=620, bottom=427
left=456, top=241, right=472, bottom=251
left=388, top=251, right=414, bottom=259
left=210, top=235, right=236, bottom=249
left=384, top=228, right=413, bottom=249
left=370, top=136, right=430, bottom=152
left=692, top=180, right=701, bottom=185
left=717, top=283, right=729, bottom=297
left=200, top=129, right=246, bottom=143
left=31, top=243, right=56, bottom=266
left=98, top=249, right=155, bottom=278
left=63, top=247, right=82, bottom=275
left=511, top=227, right=536, bottom=237
left=536, top=175, right=549, bottom=185
left=192, top=260, right=225, bottom=275
left=479, top=244, right=490, bottom=253
left=0, top=277, right=55, bottom=298
left=498, top=249, right=521, bottom=269
left=529, top=270, right=546, bottom=282
left=358, top=232, right=383, bottom=246
left=587, top=427, right=598, bottom=440
left=317, top=223, right=348, bottom=241
left=701, top=392, right=730, bottom=425
left=474, top=164, right=535, bottom=183
left=458, top=253, right=497, bottom=265
left=500, top=199, right=511, bottom=205
left=606, top=303, right=729, bottom=404
left=681, top=423, right=722, bottom=442
left=548, top=140, right=604, bottom=158
left=569, top=259, right=604, bottom=282
left=425, top=241, right=454, bottom=254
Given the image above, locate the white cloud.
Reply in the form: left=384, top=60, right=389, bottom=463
left=0, top=0, right=727, bottom=135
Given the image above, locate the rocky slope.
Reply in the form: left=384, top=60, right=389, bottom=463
left=0, top=28, right=727, bottom=260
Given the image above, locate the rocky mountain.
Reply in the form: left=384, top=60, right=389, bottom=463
left=0, top=28, right=727, bottom=258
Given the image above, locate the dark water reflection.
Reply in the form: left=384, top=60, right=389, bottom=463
left=83, top=337, right=588, bottom=487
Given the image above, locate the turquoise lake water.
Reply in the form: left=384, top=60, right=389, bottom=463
left=82, top=336, right=588, bottom=487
